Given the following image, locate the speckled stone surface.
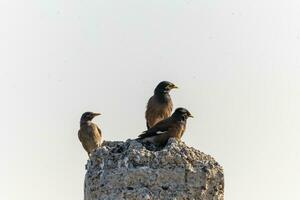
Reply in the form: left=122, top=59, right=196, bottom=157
left=84, top=138, right=224, bottom=200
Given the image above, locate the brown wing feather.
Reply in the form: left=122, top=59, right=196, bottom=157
left=96, top=126, right=102, bottom=139
left=139, top=117, right=173, bottom=139
left=139, top=120, right=186, bottom=146
left=145, top=95, right=173, bottom=128
left=78, top=123, right=102, bottom=154
left=78, top=128, right=92, bottom=154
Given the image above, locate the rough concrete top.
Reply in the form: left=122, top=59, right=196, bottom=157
left=84, top=138, right=224, bottom=200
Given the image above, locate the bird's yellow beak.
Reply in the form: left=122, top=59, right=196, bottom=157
left=93, top=113, right=101, bottom=116
left=168, top=84, right=178, bottom=89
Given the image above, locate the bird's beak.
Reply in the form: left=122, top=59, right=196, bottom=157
left=93, top=113, right=101, bottom=116
left=189, top=114, right=194, bottom=118
left=168, top=84, right=178, bottom=89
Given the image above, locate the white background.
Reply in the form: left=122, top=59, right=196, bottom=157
left=1, top=1, right=300, bottom=199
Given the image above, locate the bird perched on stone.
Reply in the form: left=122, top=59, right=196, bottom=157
left=78, top=112, right=103, bottom=158
left=145, top=81, right=178, bottom=129
left=139, top=107, right=193, bottom=146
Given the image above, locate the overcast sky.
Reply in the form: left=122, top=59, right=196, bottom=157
left=1, top=0, right=300, bottom=199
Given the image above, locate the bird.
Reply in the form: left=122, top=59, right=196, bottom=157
left=78, top=112, right=103, bottom=158
left=145, top=81, right=178, bottom=129
left=139, top=107, right=193, bottom=146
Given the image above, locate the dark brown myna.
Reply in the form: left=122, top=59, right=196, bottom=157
left=139, top=107, right=193, bottom=146
left=78, top=112, right=102, bottom=158
left=145, top=81, right=178, bottom=129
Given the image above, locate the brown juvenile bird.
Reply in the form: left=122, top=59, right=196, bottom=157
left=139, top=107, right=193, bottom=146
left=145, top=81, right=178, bottom=129
left=78, top=112, right=103, bottom=158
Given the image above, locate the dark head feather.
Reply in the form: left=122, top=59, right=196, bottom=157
left=154, top=81, right=177, bottom=95
left=80, top=112, right=101, bottom=125
left=172, top=107, right=193, bottom=121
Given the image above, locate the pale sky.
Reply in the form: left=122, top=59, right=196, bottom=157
left=1, top=0, right=300, bottom=199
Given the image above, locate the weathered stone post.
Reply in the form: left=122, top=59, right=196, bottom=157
left=84, top=139, right=224, bottom=200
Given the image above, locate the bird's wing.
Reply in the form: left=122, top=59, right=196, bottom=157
left=78, top=129, right=84, bottom=142
left=138, top=118, right=171, bottom=139
left=145, top=95, right=173, bottom=129
left=90, top=123, right=102, bottom=142
left=145, top=96, right=154, bottom=126
left=78, top=128, right=93, bottom=153
left=96, top=126, right=102, bottom=137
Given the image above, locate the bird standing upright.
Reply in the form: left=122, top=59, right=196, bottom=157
left=78, top=112, right=103, bottom=158
left=145, top=81, right=178, bottom=129
left=139, top=107, right=193, bottom=146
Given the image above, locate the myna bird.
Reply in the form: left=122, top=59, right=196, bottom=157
left=145, top=81, right=178, bottom=129
left=78, top=112, right=103, bottom=158
left=139, top=107, right=193, bottom=146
